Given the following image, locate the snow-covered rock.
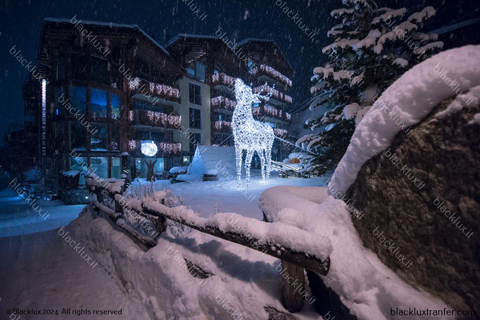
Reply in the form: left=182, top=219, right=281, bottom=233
left=329, top=45, right=480, bottom=197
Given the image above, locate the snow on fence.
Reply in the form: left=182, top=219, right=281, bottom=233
left=85, top=177, right=332, bottom=312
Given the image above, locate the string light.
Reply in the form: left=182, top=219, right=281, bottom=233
left=250, top=64, right=293, bottom=87
left=253, top=84, right=293, bottom=104
left=129, top=77, right=180, bottom=99
left=233, top=78, right=274, bottom=187
left=212, top=73, right=236, bottom=87
left=211, top=96, right=237, bottom=110
left=214, top=120, right=232, bottom=131
left=130, top=140, right=181, bottom=155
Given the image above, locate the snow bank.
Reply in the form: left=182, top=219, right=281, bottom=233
left=72, top=206, right=320, bottom=320
left=329, top=45, right=480, bottom=196
left=142, top=196, right=333, bottom=261
left=259, top=186, right=454, bottom=320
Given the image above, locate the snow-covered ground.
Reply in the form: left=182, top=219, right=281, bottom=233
left=132, top=170, right=331, bottom=220
left=0, top=188, right=84, bottom=237
left=0, top=173, right=331, bottom=320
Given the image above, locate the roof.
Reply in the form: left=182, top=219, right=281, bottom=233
left=43, top=18, right=171, bottom=56
left=165, top=33, right=220, bottom=47
left=236, top=38, right=276, bottom=47
left=237, top=38, right=293, bottom=73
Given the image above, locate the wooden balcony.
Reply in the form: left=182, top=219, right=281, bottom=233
left=129, top=77, right=181, bottom=104
left=250, top=64, right=292, bottom=87
left=253, top=84, right=292, bottom=106
left=128, top=140, right=181, bottom=156
left=129, top=109, right=181, bottom=129
left=253, top=105, right=291, bottom=124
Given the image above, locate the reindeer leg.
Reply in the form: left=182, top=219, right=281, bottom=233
left=260, top=149, right=266, bottom=181
left=266, top=146, right=272, bottom=181
left=245, top=149, right=254, bottom=188
left=235, top=147, right=243, bottom=187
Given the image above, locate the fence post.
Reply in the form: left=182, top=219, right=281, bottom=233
left=264, top=211, right=306, bottom=312
left=281, top=260, right=306, bottom=312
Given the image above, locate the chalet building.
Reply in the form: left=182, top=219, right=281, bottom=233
left=21, top=19, right=293, bottom=201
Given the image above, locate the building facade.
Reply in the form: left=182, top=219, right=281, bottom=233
left=21, top=19, right=293, bottom=198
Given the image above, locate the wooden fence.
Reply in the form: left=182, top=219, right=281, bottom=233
left=86, top=178, right=331, bottom=313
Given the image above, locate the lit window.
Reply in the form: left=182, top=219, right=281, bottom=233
left=111, top=94, right=121, bottom=119
left=91, top=88, right=107, bottom=118
left=195, top=62, right=206, bottom=82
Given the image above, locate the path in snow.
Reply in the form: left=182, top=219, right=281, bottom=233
left=0, top=220, right=152, bottom=320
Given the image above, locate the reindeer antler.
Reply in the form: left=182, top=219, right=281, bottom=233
left=255, top=82, right=275, bottom=101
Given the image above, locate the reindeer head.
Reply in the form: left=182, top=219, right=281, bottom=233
left=235, top=78, right=274, bottom=106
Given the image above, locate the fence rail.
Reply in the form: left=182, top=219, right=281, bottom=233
left=86, top=177, right=331, bottom=313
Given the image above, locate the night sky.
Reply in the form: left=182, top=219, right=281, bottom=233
left=0, top=0, right=479, bottom=146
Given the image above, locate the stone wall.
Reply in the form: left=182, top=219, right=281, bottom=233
left=346, top=96, right=480, bottom=316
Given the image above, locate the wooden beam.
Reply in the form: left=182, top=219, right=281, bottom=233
left=142, top=206, right=330, bottom=275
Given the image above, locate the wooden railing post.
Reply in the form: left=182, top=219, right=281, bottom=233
left=281, top=261, right=306, bottom=312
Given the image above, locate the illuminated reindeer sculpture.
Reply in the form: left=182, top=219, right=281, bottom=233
left=233, top=78, right=275, bottom=187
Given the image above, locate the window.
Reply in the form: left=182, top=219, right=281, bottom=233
left=111, top=126, right=121, bottom=151
left=190, top=133, right=201, bottom=153
left=189, top=83, right=202, bottom=105
left=111, top=157, right=121, bottom=179
left=135, top=130, right=165, bottom=141
left=56, top=56, right=66, bottom=81
left=111, top=94, right=121, bottom=119
left=70, top=122, right=87, bottom=151
left=195, top=62, right=206, bottom=82
left=72, top=53, right=88, bottom=80
left=134, top=99, right=166, bottom=112
left=70, top=86, right=87, bottom=114
left=91, top=123, right=107, bottom=151
left=90, top=157, right=108, bottom=178
left=70, top=156, right=88, bottom=185
left=90, top=88, right=107, bottom=118
left=189, top=108, right=202, bottom=129
left=55, top=86, right=65, bottom=116
left=54, top=121, right=65, bottom=149
left=91, top=57, right=108, bottom=84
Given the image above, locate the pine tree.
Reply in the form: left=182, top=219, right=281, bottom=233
left=298, top=0, right=443, bottom=176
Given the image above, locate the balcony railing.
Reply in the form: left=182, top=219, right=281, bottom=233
left=252, top=105, right=291, bottom=123
left=273, top=128, right=288, bottom=137
left=250, top=64, right=292, bottom=87
left=129, top=109, right=181, bottom=128
left=129, top=77, right=181, bottom=103
left=253, top=84, right=292, bottom=105
left=213, top=120, right=232, bottom=133
left=211, top=96, right=237, bottom=112
left=128, top=140, right=181, bottom=156
left=211, top=72, right=236, bottom=88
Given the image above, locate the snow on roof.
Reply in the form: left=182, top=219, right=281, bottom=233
left=43, top=18, right=170, bottom=56
left=329, top=45, right=480, bottom=196
left=236, top=38, right=275, bottom=47
left=165, top=33, right=221, bottom=47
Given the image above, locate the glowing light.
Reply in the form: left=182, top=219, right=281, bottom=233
left=212, top=73, right=236, bottom=87
left=129, top=77, right=180, bottom=99
left=41, top=79, right=47, bottom=156
left=253, top=84, right=292, bottom=104
left=273, top=128, right=288, bottom=137
left=233, top=78, right=274, bottom=187
left=211, top=96, right=237, bottom=110
left=250, top=64, right=293, bottom=87
left=141, top=141, right=158, bottom=157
